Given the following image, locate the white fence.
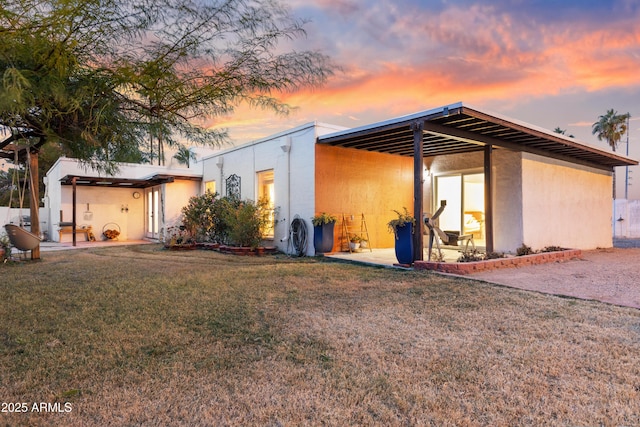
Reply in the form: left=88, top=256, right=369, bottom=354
left=613, top=199, right=640, bottom=238
left=1, top=207, right=50, bottom=240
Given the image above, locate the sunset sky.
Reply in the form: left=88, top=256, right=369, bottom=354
left=213, top=0, right=640, bottom=156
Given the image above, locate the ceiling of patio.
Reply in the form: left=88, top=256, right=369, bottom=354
left=59, top=174, right=201, bottom=188
left=318, top=103, right=637, bottom=171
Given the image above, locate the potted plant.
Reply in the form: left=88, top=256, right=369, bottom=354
left=387, top=208, right=416, bottom=265
left=360, top=237, right=369, bottom=249
left=0, top=232, right=10, bottom=261
left=311, top=213, right=337, bottom=254
left=349, top=234, right=362, bottom=251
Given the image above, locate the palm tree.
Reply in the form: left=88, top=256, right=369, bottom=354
left=592, top=109, right=631, bottom=199
left=173, top=146, right=197, bottom=168
left=591, top=109, right=630, bottom=152
left=553, top=127, right=574, bottom=138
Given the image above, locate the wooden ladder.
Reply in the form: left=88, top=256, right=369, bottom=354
left=341, top=213, right=372, bottom=253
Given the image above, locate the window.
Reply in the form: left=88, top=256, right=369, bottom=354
left=204, top=180, right=216, bottom=194
left=257, top=170, right=275, bottom=237
left=434, top=172, right=485, bottom=246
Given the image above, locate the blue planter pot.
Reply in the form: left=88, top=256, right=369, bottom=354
left=313, top=222, right=335, bottom=254
left=394, top=223, right=414, bottom=265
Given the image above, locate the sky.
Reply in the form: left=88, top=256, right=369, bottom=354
left=211, top=0, right=640, bottom=157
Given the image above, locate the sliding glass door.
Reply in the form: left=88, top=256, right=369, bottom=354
left=435, top=173, right=485, bottom=246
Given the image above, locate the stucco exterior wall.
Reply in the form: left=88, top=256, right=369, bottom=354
left=163, top=180, right=202, bottom=229
left=521, top=153, right=613, bottom=250
left=314, top=145, right=414, bottom=250
left=493, top=150, right=524, bottom=253
left=45, top=158, right=201, bottom=242
left=614, top=199, right=640, bottom=238
left=57, top=186, right=145, bottom=242
left=202, top=123, right=344, bottom=255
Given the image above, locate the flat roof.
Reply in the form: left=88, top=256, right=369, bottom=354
left=318, top=102, right=637, bottom=171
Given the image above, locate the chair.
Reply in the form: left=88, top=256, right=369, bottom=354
left=4, top=224, right=41, bottom=259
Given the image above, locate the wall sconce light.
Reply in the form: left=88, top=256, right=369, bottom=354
left=121, top=204, right=129, bottom=213
left=216, top=157, right=224, bottom=169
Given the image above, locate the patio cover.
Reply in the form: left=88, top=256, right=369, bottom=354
left=59, top=173, right=201, bottom=246
left=59, top=173, right=201, bottom=188
left=317, top=102, right=638, bottom=261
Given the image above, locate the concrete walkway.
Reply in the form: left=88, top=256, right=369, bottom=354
left=9, top=239, right=155, bottom=255
left=328, top=246, right=640, bottom=310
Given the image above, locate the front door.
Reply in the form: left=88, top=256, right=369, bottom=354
left=146, top=186, right=161, bottom=239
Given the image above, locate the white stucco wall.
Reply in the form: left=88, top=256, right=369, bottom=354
left=493, top=150, right=525, bottom=253
left=614, top=199, right=640, bottom=238
left=423, top=149, right=613, bottom=253
left=521, top=153, right=613, bottom=250
left=202, top=122, right=345, bottom=255
left=45, top=158, right=202, bottom=242
left=163, top=180, right=202, bottom=229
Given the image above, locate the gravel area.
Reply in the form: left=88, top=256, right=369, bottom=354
left=469, top=247, right=640, bottom=310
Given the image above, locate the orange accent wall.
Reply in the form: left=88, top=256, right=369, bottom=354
left=315, top=145, right=415, bottom=250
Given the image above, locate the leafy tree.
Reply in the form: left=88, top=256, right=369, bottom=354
left=1, top=0, right=333, bottom=167
left=591, top=109, right=631, bottom=152
left=173, top=146, right=197, bottom=168
left=0, top=0, right=334, bottom=257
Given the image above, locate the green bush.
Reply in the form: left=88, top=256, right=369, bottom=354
left=182, top=191, right=218, bottom=241
left=223, top=198, right=272, bottom=248
left=181, top=194, right=271, bottom=248
left=516, top=243, right=535, bottom=256
left=0, top=232, right=10, bottom=261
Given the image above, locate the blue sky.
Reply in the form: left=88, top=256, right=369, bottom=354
left=213, top=0, right=640, bottom=155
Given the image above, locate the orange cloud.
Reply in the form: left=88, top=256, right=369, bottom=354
left=207, top=2, right=640, bottom=144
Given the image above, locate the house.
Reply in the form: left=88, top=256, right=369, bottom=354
left=44, top=102, right=637, bottom=259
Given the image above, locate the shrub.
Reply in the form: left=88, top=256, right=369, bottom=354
left=210, top=196, right=242, bottom=244
left=0, top=232, right=10, bottom=261
left=541, top=246, right=565, bottom=253
left=164, top=224, right=195, bottom=247
left=223, top=198, right=272, bottom=248
left=182, top=191, right=218, bottom=242
left=180, top=194, right=271, bottom=247
left=484, top=251, right=506, bottom=260
left=516, top=243, right=535, bottom=256
left=457, top=250, right=506, bottom=263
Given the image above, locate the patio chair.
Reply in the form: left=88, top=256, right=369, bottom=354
left=424, top=201, right=475, bottom=260
left=4, top=224, right=41, bottom=259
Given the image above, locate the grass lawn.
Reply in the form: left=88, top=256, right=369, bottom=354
left=1, top=244, right=639, bottom=426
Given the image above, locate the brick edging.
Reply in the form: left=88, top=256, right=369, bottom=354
left=414, top=249, right=582, bottom=275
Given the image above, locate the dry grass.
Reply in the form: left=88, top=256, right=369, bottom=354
left=1, top=244, right=639, bottom=426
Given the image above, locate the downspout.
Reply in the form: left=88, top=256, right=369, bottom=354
left=280, top=137, right=292, bottom=251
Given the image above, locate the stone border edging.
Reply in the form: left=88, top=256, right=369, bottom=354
left=414, top=249, right=582, bottom=275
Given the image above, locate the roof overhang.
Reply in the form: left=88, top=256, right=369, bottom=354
left=318, top=102, right=638, bottom=171
left=60, top=173, right=201, bottom=188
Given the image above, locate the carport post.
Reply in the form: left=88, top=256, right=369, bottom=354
left=484, top=145, right=494, bottom=253
left=412, top=120, right=424, bottom=262
left=72, top=177, right=77, bottom=247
